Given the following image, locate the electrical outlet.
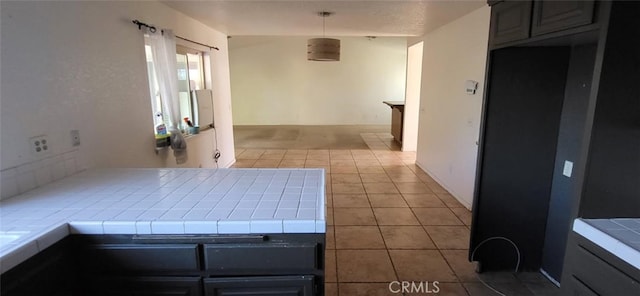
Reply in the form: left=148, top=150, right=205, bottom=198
left=563, top=161, right=573, bottom=177
left=71, top=130, right=80, bottom=147
left=29, top=135, right=51, bottom=156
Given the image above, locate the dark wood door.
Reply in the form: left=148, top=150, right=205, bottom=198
left=490, top=1, right=533, bottom=46
left=531, top=0, right=595, bottom=36
left=204, top=275, right=314, bottom=296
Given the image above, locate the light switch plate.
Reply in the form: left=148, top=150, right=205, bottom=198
left=563, top=161, right=573, bottom=177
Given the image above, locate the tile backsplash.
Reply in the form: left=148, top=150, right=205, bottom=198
left=1, top=149, right=85, bottom=200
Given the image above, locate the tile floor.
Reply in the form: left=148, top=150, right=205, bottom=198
left=233, top=131, right=559, bottom=296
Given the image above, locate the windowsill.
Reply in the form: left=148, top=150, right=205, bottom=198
left=154, top=125, right=214, bottom=153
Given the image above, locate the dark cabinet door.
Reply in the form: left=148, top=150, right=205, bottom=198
left=204, top=276, right=314, bottom=296
left=87, top=276, right=202, bottom=296
left=531, top=0, right=595, bottom=36
left=490, top=1, right=533, bottom=46
left=204, top=243, right=318, bottom=274
left=86, top=244, right=200, bottom=273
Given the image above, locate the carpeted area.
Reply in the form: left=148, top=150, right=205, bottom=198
left=233, top=125, right=391, bottom=149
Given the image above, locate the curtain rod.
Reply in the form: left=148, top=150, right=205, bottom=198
left=132, top=20, right=220, bottom=51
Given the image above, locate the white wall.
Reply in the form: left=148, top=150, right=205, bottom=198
left=229, top=37, right=407, bottom=125
left=412, top=6, right=490, bottom=208
left=402, top=42, right=424, bottom=152
left=0, top=1, right=235, bottom=199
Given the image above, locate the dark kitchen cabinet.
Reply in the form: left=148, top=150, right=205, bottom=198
left=1, top=233, right=326, bottom=296
left=531, top=0, right=595, bottom=36
left=204, top=275, right=315, bottom=296
left=489, top=1, right=532, bottom=45
left=562, top=233, right=640, bottom=295
left=472, top=0, right=640, bottom=285
left=89, top=276, right=202, bottom=296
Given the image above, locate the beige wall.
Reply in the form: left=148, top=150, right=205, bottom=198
left=1, top=1, right=235, bottom=198
left=412, top=6, right=490, bottom=208
left=229, top=36, right=407, bottom=125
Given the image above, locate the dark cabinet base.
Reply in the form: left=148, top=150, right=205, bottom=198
left=1, top=234, right=325, bottom=296
left=204, top=275, right=314, bottom=296
left=89, top=276, right=202, bottom=296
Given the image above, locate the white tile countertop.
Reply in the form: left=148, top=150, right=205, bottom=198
left=0, top=168, right=325, bottom=273
left=573, top=218, right=640, bottom=270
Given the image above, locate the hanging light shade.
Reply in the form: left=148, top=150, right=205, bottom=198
left=308, top=11, right=340, bottom=61
left=307, top=38, right=341, bottom=61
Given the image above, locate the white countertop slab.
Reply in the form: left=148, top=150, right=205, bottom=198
left=0, top=168, right=326, bottom=273
left=573, top=218, right=640, bottom=270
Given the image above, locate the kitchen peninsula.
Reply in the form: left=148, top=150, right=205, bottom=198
left=0, top=168, right=326, bottom=295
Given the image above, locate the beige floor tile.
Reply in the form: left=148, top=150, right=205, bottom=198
left=450, top=207, right=472, bottom=226
left=357, top=166, right=386, bottom=174
left=330, top=153, right=354, bottom=160
left=395, top=182, right=432, bottom=194
left=368, top=193, right=408, bottom=208
left=424, top=226, right=470, bottom=249
left=354, top=158, right=381, bottom=166
left=333, top=183, right=366, bottom=194
left=332, top=194, right=371, bottom=208
left=278, top=159, right=306, bottom=168
left=441, top=250, right=478, bottom=282
left=388, top=174, right=423, bottom=183
left=359, top=173, right=392, bottom=183
left=428, top=182, right=451, bottom=194
left=326, top=225, right=335, bottom=249
left=334, top=226, right=386, bottom=249
left=378, top=158, right=406, bottom=166
left=331, top=166, right=359, bottom=173
left=306, top=159, right=330, bottom=166
left=339, top=283, right=397, bottom=296
left=325, top=283, right=338, bottom=296
left=403, top=193, right=447, bottom=208
left=438, top=193, right=466, bottom=208
left=373, top=208, right=420, bottom=225
left=413, top=208, right=463, bottom=226
left=331, top=173, right=362, bottom=184
left=259, top=154, right=285, bottom=160
left=363, top=182, right=399, bottom=194
left=333, top=208, right=377, bottom=225
left=463, top=282, right=534, bottom=296
left=380, top=226, right=436, bottom=249
left=336, top=250, right=397, bottom=282
left=326, top=207, right=334, bottom=225
left=389, top=250, right=457, bottom=282
left=236, top=149, right=264, bottom=159
left=331, top=159, right=356, bottom=166
left=232, top=159, right=256, bottom=168
left=406, top=282, right=470, bottom=296
left=252, top=159, right=281, bottom=168
left=325, top=249, right=337, bottom=282
left=326, top=194, right=333, bottom=208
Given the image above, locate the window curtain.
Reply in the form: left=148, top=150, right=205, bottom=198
left=145, top=29, right=188, bottom=164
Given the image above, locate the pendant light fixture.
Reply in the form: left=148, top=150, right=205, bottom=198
left=307, top=11, right=340, bottom=61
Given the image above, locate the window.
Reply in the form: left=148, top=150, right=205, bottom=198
left=144, top=38, right=206, bottom=136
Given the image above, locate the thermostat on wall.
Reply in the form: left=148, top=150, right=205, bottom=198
left=465, top=80, right=478, bottom=95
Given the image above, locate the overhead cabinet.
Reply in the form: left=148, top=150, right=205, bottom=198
left=471, top=0, right=640, bottom=285
left=490, top=0, right=598, bottom=47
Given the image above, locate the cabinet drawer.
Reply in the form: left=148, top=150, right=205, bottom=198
left=531, top=0, right=595, bottom=36
left=88, top=244, right=200, bottom=272
left=204, top=275, right=314, bottom=296
left=87, top=276, right=202, bottom=296
left=571, top=245, right=640, bottom=295
left=490, top=1, right=532, bottom=45
left=204, top=243, right=318, bottom=273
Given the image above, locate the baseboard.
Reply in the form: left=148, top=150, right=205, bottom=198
left=414, top=161, right=472, bottom=210
left=540, top=268, right=561, bottom=287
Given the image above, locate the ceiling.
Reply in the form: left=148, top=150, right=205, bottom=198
left=162, top=0, right=486, bottom=37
